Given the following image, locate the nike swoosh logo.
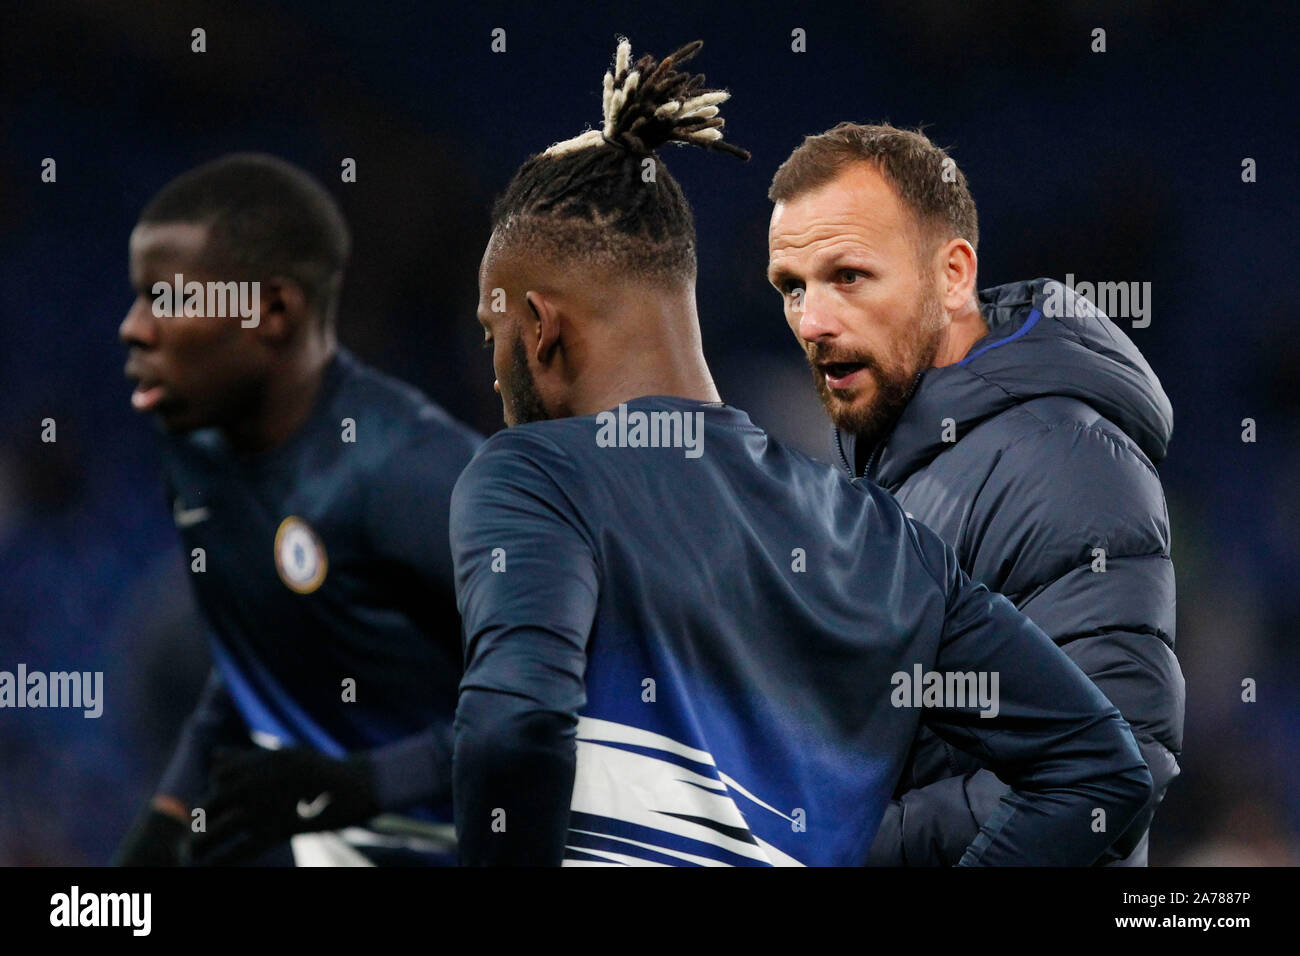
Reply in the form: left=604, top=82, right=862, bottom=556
left=173, top=499, right=211, bottom=527
left=297, top=793, right=332, bottom=819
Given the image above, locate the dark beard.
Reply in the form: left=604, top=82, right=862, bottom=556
left=503, top=335, right=551, bottom=426
left=811, top=357, right=922, bottom=452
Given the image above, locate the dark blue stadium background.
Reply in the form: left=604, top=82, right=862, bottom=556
left=1, top=1, right=1296, bottom=864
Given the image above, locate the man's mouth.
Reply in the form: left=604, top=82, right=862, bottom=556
left=126, top=367, right=168, bottom=413
left=130, top=381, right=167, bottom=412
left=819, top=361, right=869, bottom=391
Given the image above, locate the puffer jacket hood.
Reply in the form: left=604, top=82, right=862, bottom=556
left=837, top=277, right=1173, bottom=484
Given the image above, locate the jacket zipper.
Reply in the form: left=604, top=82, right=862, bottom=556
left=833, top=427, right=853, bottom=475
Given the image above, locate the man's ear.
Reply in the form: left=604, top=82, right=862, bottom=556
left=938, top=238, right=978, bottom=312
left=255, top=276, right=309, bottom=343
left=524, top=289, right=562, bottom=364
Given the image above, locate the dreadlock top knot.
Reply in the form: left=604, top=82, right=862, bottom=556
left=543, top=38, right=750, bottom=161
left=492, top=37, right=747, bottom=284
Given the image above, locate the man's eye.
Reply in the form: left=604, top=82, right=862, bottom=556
left=780, top=280, right=803, bottom=296
left=839, top=269, right=870, bottom=284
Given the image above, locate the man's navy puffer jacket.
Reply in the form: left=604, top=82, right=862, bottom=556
left=849, top=277, right=1184, bottom=866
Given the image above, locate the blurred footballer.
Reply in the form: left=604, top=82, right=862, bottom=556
left=116, top=154, right=481, bottom=866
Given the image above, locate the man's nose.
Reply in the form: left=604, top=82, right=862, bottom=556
left=794, top=287, right=842, bottom=342
left=119, top=298, right=158, bottom=347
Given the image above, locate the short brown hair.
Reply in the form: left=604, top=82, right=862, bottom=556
left=769, top=123, right=978, bottom=256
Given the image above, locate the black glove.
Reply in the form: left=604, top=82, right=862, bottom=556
left=191, top=747, right=380, bottom=865
left=114, top=805, right=191, bottom=867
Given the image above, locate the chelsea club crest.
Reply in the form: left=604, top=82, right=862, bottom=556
left=274, top=516, right=328, bottom=594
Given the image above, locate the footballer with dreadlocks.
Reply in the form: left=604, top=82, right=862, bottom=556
left=449, top=38, right=1152, bottom=867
